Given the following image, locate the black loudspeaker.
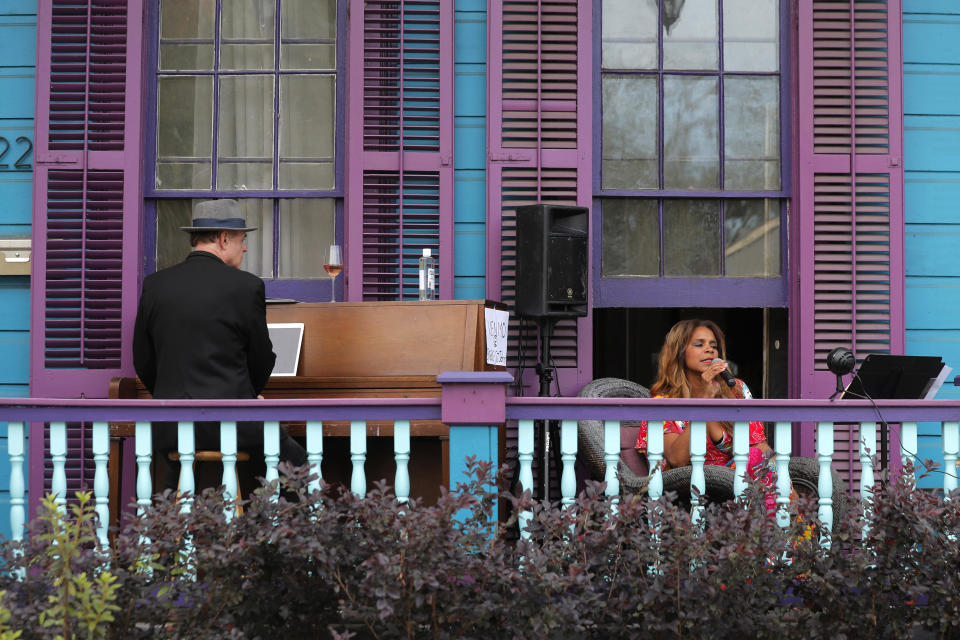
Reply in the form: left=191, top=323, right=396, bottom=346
left=515, top=204, right=589, bottom=318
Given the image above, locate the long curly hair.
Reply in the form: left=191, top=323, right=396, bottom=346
left=650, top=319, right=740, bottom=400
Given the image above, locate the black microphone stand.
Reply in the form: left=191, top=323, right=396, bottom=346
left=534, top=317, right=560, bottom=500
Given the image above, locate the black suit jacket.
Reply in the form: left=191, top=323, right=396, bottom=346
left=133, top=251, right=276, bottom=399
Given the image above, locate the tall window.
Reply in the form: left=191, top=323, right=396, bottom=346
left=597, top=0, right=787, bottom=306
left=149, top=0, right=342, bottom=297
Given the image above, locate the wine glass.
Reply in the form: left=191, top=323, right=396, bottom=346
left=323, top=244, right=343, bottom=302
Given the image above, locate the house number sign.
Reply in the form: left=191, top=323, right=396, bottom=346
left=0, top=136, right=32, bottom=171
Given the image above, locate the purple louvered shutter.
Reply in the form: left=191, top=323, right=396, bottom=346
left=487, top=0, right=592, bottom=397
left=346, top=0, right=454, bottom=301
left=30, top=0, right=144, bottom=505
left=795, top=0, right=905, bottom=482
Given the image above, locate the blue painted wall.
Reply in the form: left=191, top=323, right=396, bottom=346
left=0, top=0, right=35, bottom=537
left=453, top=0, right=487, bottom=300
left=903, top=2, right=960, bottom=489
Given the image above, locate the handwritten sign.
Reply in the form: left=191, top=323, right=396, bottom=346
left=484, top=307, right=509, bottom=367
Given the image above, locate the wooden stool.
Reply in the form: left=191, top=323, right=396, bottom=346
left=168, top=451, right=251, bottom=512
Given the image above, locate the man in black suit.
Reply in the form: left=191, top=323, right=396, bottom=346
left=133, top=199, right=307, bottom=493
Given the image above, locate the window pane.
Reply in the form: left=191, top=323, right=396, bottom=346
left=155, top=200, right=193, bottom=270
left=602, top=198, right=659, bottom=276
left=217, top=75, right=274, bottom=190
left=239, top=199, right=275, bottom=277
left=724, top=199, right=780, bottom=276
left=663, top=199, right=720, bottom=275
left=663, top=0, right=718, bottom=71
left=159, top=0, right=215, bottom=71
left=724, top=76, right=780, bottom=190
left=220, top=0, right=276, bottom=71
left=156, top=76, right=214, bottom=189
left=602, top=75, right=658, bottom=190
left=724, top=0, right=778, bottom=72
left=155, top=199, right=274, bottom=277
left=278, top=199, right=335, bottom=278
left=664, top=75, right=718, bottom=189
left=279, top=74, right=336, bottom=189
left=602, top=0, right=657, bottom=70
left=282, top=0, right=337, bottom=70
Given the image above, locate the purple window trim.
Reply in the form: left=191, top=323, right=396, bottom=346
left=143, top=0, right=347, bottom=198
left=591, top=0, right=792, bottom=308
left=143, top=0, right=348, bottom=302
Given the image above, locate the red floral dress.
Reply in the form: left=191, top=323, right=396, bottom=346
left=634, top=380, right=767, bottom=471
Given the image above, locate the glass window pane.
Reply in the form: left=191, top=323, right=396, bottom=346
left=602, top=75, right=658, bottom=190
left=724, top=0, right=778, bottom=72
left=217, top=75, right=274, bottom=190
left=602, top=0, right=657, bottom=70
left=160, top=0, right=215, bottom=71
left=279, top=74, right=336, bottom=189
left=724, top=76, right=780, bottom=190
left=278, top=199, right=335, bottom=278
left=664, top=75, right=719, bottom=189
left=238, top=199, right=274, bottom=278
left=220, top=0, right=276, bottom=71
left=156, top=76, right=214, bottom=189
left=601, top=198, right=659, bottom=276
left=663, top=199, right=720, bottom=275
left=724, top=199, right=780, bottom=276
left=663, top=0, right=718, bottom=71
left=282, top=0, right=337, bottom=70
left=155, top=200, right=193, bottom=270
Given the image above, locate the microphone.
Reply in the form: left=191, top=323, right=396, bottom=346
left=711, top=358, right=736, bottom=387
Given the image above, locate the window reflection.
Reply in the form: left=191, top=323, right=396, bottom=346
left=664, top=75, right=719, bottom=190
left=724, top=199, right=780, bottom=276
left=663, top=199, right=721, bottom=276
left=602, top=199, right=660, bottom=276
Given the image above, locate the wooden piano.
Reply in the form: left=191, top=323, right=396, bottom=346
left=109, top=299, right=506, bottom=523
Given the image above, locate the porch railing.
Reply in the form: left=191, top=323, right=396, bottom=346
left=2, top=372, right=959, bottom=548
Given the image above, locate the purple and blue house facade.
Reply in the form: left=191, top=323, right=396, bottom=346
left=2, top=0, right=957, bottom=524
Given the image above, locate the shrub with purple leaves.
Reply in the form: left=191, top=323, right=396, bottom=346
left=0, top=458, right=957, bottom=639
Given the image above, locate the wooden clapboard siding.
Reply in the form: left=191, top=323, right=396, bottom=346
left=346, top=0, right=454, bottom=302
left=902, top=4, right=960, bottom=487
left=29, top=0, right=144, bottom=507
left=795, top=0, right=905, bottom=485
left=486, top=0, right=592, bottom=398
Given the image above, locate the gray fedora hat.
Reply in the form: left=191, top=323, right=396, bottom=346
left=181, top=199, right=257, bottom=232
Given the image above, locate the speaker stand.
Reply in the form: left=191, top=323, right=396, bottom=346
left=533, top=317, right=562, bottom=500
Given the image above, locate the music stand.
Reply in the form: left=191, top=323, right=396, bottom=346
left=841, top=354, right=946, bottom=469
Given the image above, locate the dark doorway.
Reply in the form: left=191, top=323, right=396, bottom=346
left=592, top=307, right=788, bottom=399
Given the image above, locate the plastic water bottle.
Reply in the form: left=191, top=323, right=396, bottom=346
left=418, top=248, right=435, bottom=300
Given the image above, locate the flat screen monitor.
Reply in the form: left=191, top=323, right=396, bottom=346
left=267, top=322, right=304, bottom=377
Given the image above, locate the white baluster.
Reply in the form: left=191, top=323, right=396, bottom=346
left=603, top=419, right=620, bottom=507
left=689, top=421, right=706, bottom=524
left=306, top=420, right=324, bottom=494
left=517, top=420, right=534, bottom=536
left=394, top=420, right=410, bottom=504
left=350, top=421, right=367, bottom=497
left=135, top=421, right=153, bottom=517
left=220, top=421, right=239, bottom=519
left=817, top=421, right=835, bottom=545
left=50, top=421, right=67, bottom=512
left=732, top=421, right=749, bottom=500
left=774, top=421, right=792, bottom=529
left=8, top=422, right=25, bottom=543
left=560, top=420, right=577, bottom=508
left=943, top=422, right=958, bottom=498
left=177, top=422, right=195, bottom=513
left=859, top=421, right=877, bottom=538
left=647, top=421, right=664, bottom=501
left=264, top=421, right=280, bottom=499
left=92, top=422, right=110, bottom=548
left=901, top=421, right=918, bottom=481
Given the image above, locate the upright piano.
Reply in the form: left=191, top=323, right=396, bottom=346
left=109, top=299, right=507, bottom=522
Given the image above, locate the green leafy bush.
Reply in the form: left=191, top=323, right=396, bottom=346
left=0, top=460, right=957, bottom=639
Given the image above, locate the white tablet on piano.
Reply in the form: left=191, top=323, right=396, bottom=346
left=267, top=322, right=304, bottom=377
